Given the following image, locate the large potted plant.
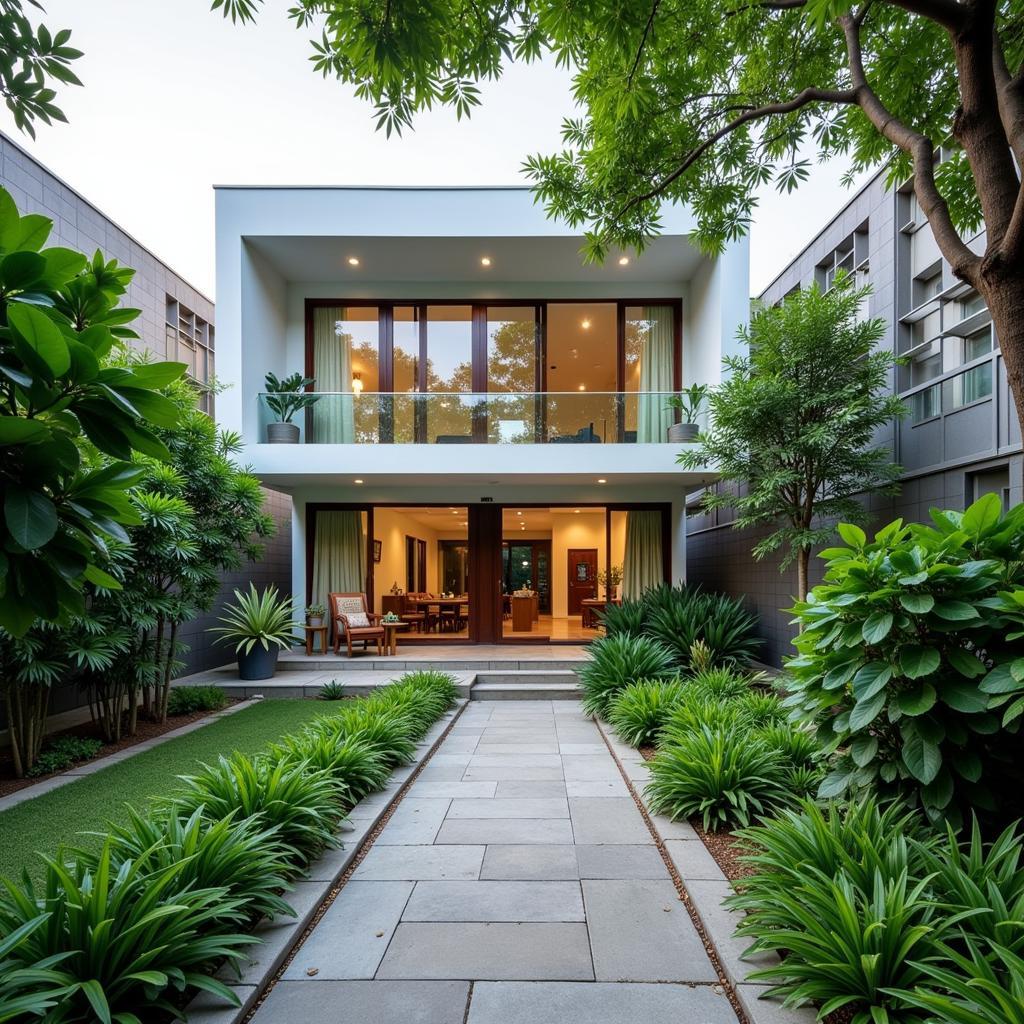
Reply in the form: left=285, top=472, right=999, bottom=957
left=264, top=371, right=320, bottom=443
left=209, top=584, right=298, bottom=680
left=667, top=384, right=709, bottom=442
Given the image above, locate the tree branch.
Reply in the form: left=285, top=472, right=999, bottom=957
left=992, top=25, right=1024, bottom=168
left=628, top=0, right=661, bottom=88
left=839, top=14, right=981, bottom=282
left=882, top=0, right=966, bottom=32
left=615, top=86, right=858, bottom=218
left=1002, top=183, right=1024, bottom=265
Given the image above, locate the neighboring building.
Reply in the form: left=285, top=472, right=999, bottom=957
left=0, top=131, right=292, bottom=674
left=215, top=185, right=748, bottom=643
left=688, top=168, right=1022, bottom=664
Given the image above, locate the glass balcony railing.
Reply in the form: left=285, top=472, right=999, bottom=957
left=256, top=392, right=708, bottom=445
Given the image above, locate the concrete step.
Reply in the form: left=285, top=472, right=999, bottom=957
left=472, top=682, right=581, bottom=701
left=276, top=658, right=582, bottom=673
left=474, top=670, right=581, bottom=685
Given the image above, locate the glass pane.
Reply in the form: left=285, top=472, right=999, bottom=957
left=545, top=303, right=617, bottom=442
left=426, top=305, right=473, bottom=443
left=910, top=384, right=941, bottom=423
left=393, top=306, right=420, bottom=443
left=951, top=363, right=993, bottom=408
left=625, top=305, right=675, bottom=442
left=310, top=306, right=379, bottom=442
left=488, top=306, right=537, bottom=442
left=964, top=326, right=993, bottom=363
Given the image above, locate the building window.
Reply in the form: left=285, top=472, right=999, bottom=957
left=966, top=465, right=1010, bottom=511
left=166, top=296, right=214, bottom=414
left=948, top=363, right=993, bottom=409
left=909, top=383, right=941, bottom=423
left=816, top=226, right=868, bottom=293
left=909, top=344, right=942, bottom=386
left=912, top=266, right=942, bottom=308
left=964, top=324, right=993, bottom=363
left=961, top=292, right=987, bottom=320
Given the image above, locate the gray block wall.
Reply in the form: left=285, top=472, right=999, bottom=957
left=687, top=168, right=1022, bottom=667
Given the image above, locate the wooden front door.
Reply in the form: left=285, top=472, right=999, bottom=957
left=567, top=548, right=598, bottom=615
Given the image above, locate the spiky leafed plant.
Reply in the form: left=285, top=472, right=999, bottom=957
left=269, top=730, right=391, bottom=807
left=646, top=590, right=761, bottom=670
left=579, top=633, right=675, bottom=717
left=208, top=584, right=297, bottom=656
left=596, top=599, right=646, bottom=637
left=310, top=701, right=418, bottom=767
left=607, top=679, right=687, bottom=748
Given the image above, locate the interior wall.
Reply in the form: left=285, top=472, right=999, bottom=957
left=610, top=511, right=627, bottom=587
left=550, top=512, right=607, bottom=618
left=371, top=509, right=443, bottom=613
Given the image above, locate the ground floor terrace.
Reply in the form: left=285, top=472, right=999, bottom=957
left=291, top=493, right=687, bottom=647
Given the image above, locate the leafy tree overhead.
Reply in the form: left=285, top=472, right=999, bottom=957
left=0, top=186, right=187, bottom=636
left=214, top=0, right=1024, bottom=430
left=679, top=280, right=907, bottom=602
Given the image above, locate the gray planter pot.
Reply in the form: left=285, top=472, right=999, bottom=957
left=267, top=421, right=300, bottom=444
left=668, top=422, right=699, bottom=443
left=237, top=644, right=280, bottom=681
left=307, top=616, right=324, bottom=627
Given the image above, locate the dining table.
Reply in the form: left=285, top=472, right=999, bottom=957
left=407, top=596, right=469, bottom=632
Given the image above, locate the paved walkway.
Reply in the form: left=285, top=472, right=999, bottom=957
left=251, top=700, right=738, bottom=1024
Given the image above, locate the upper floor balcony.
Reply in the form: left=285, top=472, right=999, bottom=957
left=256, top=390, right=707, bottom=446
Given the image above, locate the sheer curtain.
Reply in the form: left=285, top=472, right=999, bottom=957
left=623, top=510, right=664, bottom=599
left=637, top=306, right=675, bottom=443
left=312, top=306, right=355, bottom=443
left=311, top=511, right=366, bottom=607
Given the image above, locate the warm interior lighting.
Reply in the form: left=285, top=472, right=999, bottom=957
left=580, top=318, right=591, bottom=329
left=516, top=511, right=522, bottom=516
left=351, top=372, right=363, bottom=394
left=347, top=256, right=360, bottom=266
left=597, top=478, right=607, bottom=484
left=574, top=509, right=580, bottom=514
left=618, top=256, right=629, bottom=266
left=354, top=478, right=364, bottom=484
left=577, top=384, right=586, bottom=391
left=480, top=257, right=492, bottom=267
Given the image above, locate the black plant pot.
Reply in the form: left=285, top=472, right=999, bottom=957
left=237, top=644, right=280, bottom=681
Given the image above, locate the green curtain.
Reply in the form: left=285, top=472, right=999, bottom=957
left=637, top=305, right=675, bottom=443
left=311, top=510, right=366, bottom=607
left=312, top=306, right=355, bottom=442
left=623, top=510, right=664, bottom=599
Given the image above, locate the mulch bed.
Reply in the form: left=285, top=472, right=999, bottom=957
left=0, top=703, right=239, bottom=798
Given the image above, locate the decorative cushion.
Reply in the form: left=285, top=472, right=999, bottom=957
left=333, top=595, right=365, bottom=617
left=345, top=612, right=371, bottom=629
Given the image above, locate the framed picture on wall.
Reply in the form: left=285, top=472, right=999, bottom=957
left=373, top=539, right=382, bottom=563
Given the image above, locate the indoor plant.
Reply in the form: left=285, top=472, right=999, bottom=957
left=598, top=564, right=623, bottom=600
left=264, top=371, right=320, bottom=443
left=209, top=584, right=298, bottom=680
left=667, top=383, right=709, bottom=442
left=305, top=602, right=326, bottom=627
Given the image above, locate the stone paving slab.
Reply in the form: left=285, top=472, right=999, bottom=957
left=377, top=922, right=594, bottom=980
left=582, top=878, right=719, bottom=983
left=376, top=798, right=451, bottom=844
left=467, top=981, right=738, bottom=1024
left=435, top=817, right=575, bottom=846
left=446, top=797, right=569, bottom=819
left=402, top=880, right=584, bottom=922
left=353, top=844, right=485, bottom=880
left=664, top=839, right=728, bottom=881
left=407, top=779, right=498, bottom=799
left=480, top=844, right=581, bottom=880
left=250, top=980, right=470, bottom=1024
left=493, top=780, right=568, bottom=798
left=282, top=881, right=413, bottom=979
left=463, top=765, right=564, bottom=781
left=564, top=777, right=630, bottom=797
left=575, top=844, right=667, bottom=879
left=568, top=797, right=652, bottom=844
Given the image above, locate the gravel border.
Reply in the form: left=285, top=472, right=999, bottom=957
left=0, top=699, right=261, bottom=814
left=594, top=717, right=817, bottom=1024
left=176, top=699, right=468, bottom=1024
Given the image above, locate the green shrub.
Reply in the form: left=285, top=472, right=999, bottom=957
left=660, top=689, right=750, bottom=735
left=607, top=679, right=687, bottom=747
left=313, top=703, right=417, bottom=767
left=786, top=764, right=825, bottom=799
left=397, top=669, right=460, bottom=711
left=597, top=599, right=647, bottom=637
left=0, top=841, right=250, bottom=1022
left=687, top=667, right=754, bottom=701
left=579, top=634, right=675, bottom=717
left=366, top=672, right=458, bottom=740
left=785, top=496, right=1024, bottom=826
left=317, top=680, right=347, bottom=700
left=0, top=914, right=70, bottom=1021
left=270, top=730, right=391, bottom=807
left=736, top=690, right=787, bottom=727
left=645, top=723, right=787, bottom=830
left=26, top=735, right=103, bottom=777
left=758, top=723, right=820, bottom=768
left=167, top=685, right=228, bottom=715
left=171, top=752, right=344, bottom=870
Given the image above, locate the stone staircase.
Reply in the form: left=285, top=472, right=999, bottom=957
left=469, top=670, right=581, bottom=701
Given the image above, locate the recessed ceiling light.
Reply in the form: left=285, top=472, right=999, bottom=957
left=354, top=478, right=364, bottom=484
left=347, top=257, right=360, bottom=266
left=516, top=511, right=522, bottom=516
left=581, top=319, right=591, bottom=329
left=577, top=384, right=586, bottom=392
left=480, top=257, right=492, bottom=267
left=574, top=509, right=580, bottom=514
left=597, top=478, right=607, bottom=484
left=451, top=510, right=458, bottom=514
left=618, top=256, right=629, bottom=266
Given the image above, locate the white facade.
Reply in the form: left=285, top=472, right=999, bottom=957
left=214, top=186, right=749, bottom=621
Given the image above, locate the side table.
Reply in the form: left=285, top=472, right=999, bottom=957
left=304, top=624, right=328, bottom=656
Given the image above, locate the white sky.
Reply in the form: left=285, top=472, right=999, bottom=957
left=2, top=0, right=871, bottom=299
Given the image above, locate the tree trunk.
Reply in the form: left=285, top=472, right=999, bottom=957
left=979, top=268, right=1024, bottom=433
left=4, top=686, right=23, bottom=779
left=158, top=620, right=178, bottom=724
left=796, top=546, right=811, bottom=605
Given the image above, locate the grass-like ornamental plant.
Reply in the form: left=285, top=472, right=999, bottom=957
left=312, top=703, right=417, bottom=767
left=660, top=690, right=751, bottom=737
left=758, top=723, right=821, bottom=769
left=645, top=723, right=787, bottom=831
left=597, top=598, right=647, bottom=637
left=167, top=685, right=228, bottom=715
left=784, top=495, right=1024, bottom=827
left=607, top=679, right=687, bottom=747
left=0, top=914, right=71, bottom=1022
left=736, top=690, right=787, bottom=726
left=579, top=634, right=675, bottom=717
left=79, top=806, right=296, bottom=924
left=317, top=680, right=347, bottom=700
left=171, top=752, right=344, bottom=870
left=0, top=842, right=251, bottom=1023
left=208, top=583, right=297, bottom=655
left=269, top=731, right=391, bottom=808
left=687, top=667, right=754, bottom=701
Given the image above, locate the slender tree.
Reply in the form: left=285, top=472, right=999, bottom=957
left=679, top=280, right=907, bottom=601
left=213, top=0, right=1024, bottom=430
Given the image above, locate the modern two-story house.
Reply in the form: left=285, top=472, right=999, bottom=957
left=215, top=186, right=747, bottom=645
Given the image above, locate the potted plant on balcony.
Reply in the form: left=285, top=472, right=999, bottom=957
left=667, top=383, right=709, bottom=442
left=598, top=564, right=623, bottom=601
left=209, top=584, right=298, bottom=680
left=305, top=602, right=326, bottom=627
left=264, top=371, right=320, bottom=443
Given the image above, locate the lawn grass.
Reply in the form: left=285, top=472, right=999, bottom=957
left=0, top=699, right=341, bottom=885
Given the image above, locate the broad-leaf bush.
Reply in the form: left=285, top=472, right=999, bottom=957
left=785, top=496, right=1024, bottom=825
left=645, top=723, right=787, bottom=830
left=167, top=685, right=228, bottom=715
left=579, top=633, right=675, bottom=716
left=607, top=679, right=687, bottom=747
